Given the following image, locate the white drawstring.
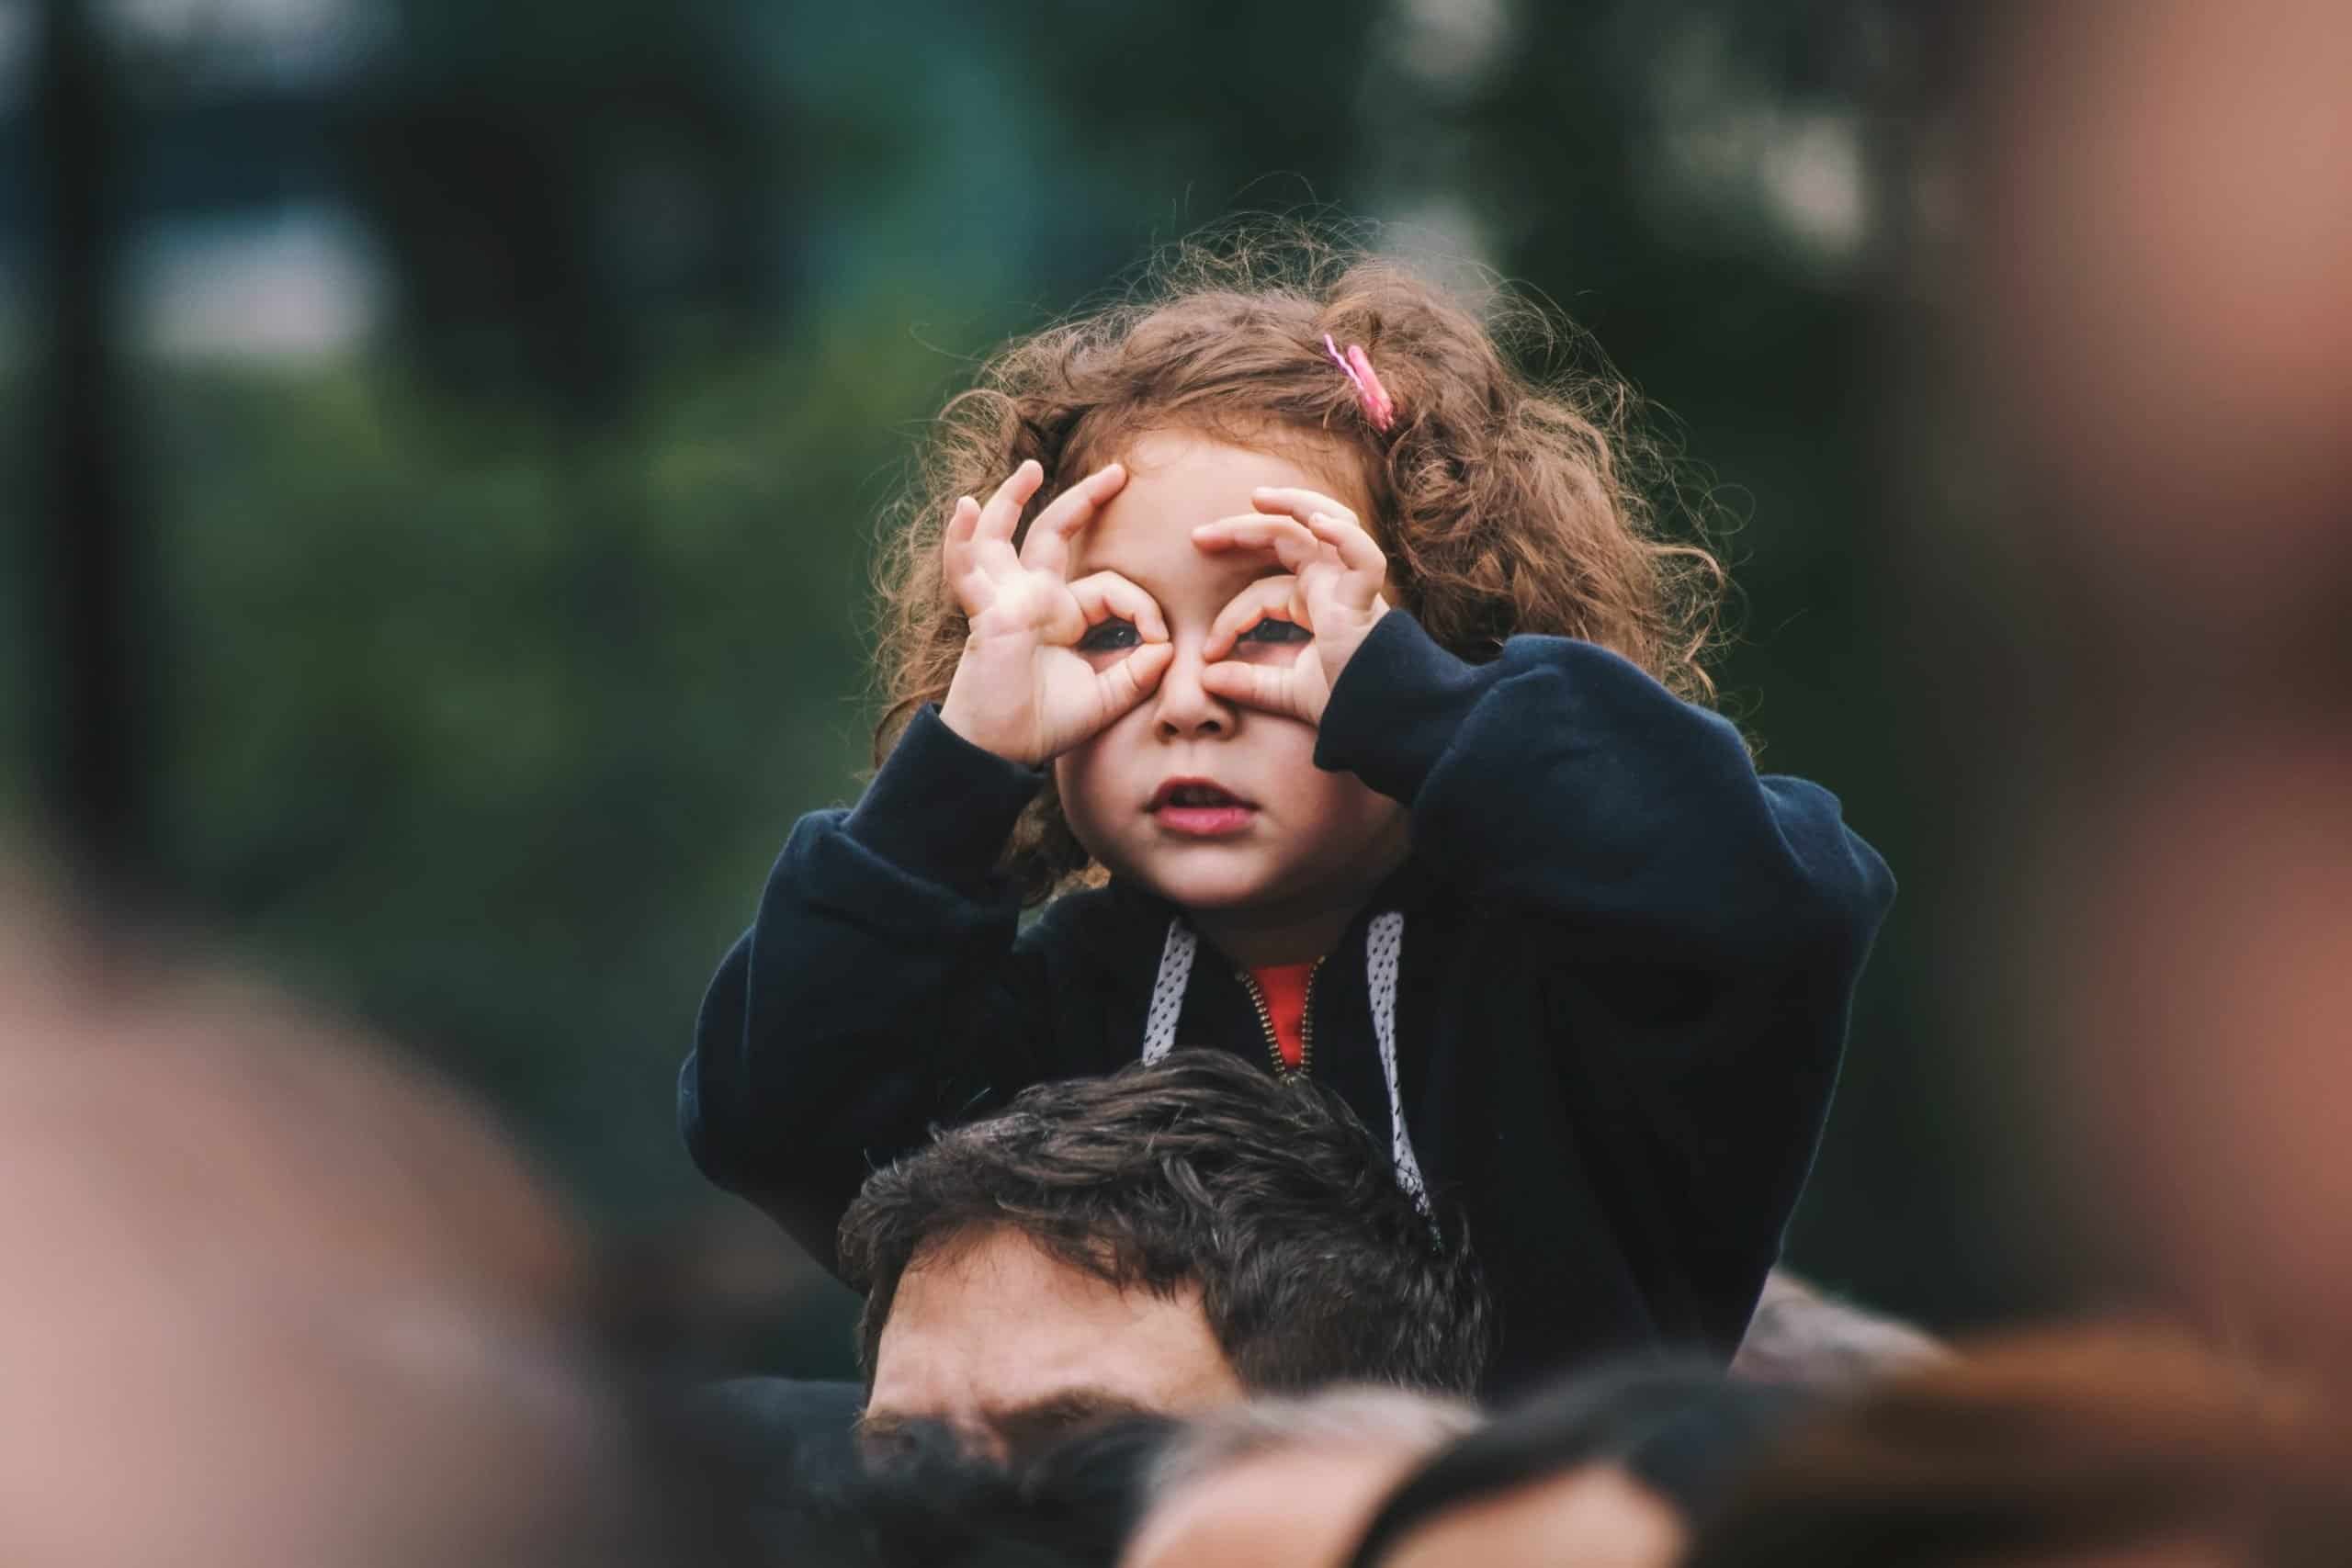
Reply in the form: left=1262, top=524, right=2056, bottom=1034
left=1141, top=914, right=1432, bottom=1220
left=1140, top=921, right=1196, bottom=1066
left=1364, top=911, right=1431, bottom=1217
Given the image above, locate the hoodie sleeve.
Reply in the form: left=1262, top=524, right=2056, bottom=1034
left=1317, top=610, right=1896, bottom=1349
left=681, top=705, right=1056, bottom=1270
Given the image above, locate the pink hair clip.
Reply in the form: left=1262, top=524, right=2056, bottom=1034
left=1323, top=333, right=1396, bottom=433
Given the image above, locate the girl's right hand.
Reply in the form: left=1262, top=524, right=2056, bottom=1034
left=937, top=459, right=1173, bottom=766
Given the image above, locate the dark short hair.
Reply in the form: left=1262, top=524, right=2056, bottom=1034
left=778, top=1416, right=1175, bottom=1568
left=838, top=1050, right=1490, bottom=1395
left=1347, top=1360, right=1812, bottom=1568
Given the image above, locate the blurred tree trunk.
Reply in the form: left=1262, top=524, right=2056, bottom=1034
left=35, top=0, right=157, bottom=908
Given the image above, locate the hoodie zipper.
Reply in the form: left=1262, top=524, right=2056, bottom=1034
left=1236, top=958, right=1322, bottom=1082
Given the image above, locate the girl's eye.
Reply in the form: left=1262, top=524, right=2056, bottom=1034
left=1237, top=617, right=1311, bottom=646
left=1077, top=618, right=1141, bottom=653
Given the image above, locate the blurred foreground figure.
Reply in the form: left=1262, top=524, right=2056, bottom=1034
left=1958, top=0, right=2352, bottom=1364
left=1120, top=1388, right=1479, bottom=1568
left=1681, top=1326, right=2352, bottom=1568
left=0, top=892, right=653, bottom=1566
left=1343, top=1362, right=1809, bottom=1568
left=1731, top=1271, right=1948, bottom=1389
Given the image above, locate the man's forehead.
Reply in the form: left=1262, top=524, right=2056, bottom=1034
left=885, top=1233, right=1204, bottom=1373
left=870, top=1228, right=1240, bottom=1426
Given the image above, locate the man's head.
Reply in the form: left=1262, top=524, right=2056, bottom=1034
left=840, top=1051, right=1490, bottom=1458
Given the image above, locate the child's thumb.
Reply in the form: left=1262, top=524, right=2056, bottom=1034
left=1199, top=658, right=1299, bottom=719
left=1105, top=642, right=1175, bottom=706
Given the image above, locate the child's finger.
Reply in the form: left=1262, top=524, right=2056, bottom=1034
left=1198, top=657, right=1311, bottom=723
left=1019, top=462, right=1127, bottom=578
left=1192, top=515, right=1322, bottom=574
left=1097, top=641, right=1175, bottom=715
left=1202, top=576, right=1302, bottom=660
left=977, top=459, right=1045, bottom=546
left=1299, top=509, right=1386, bottom=576
left=942, top=495, right=981, bottom=573
left=942, top=498, right=1003, bottom=611
left=1302, top=512, right=1388, bottom=610
left=1066, top=570, right=1168, bottom=644
left=1250, top=485, right=1360, bottom=532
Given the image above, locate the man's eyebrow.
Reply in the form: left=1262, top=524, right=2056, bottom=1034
left=855, top=1391, right=1152, bottom=1437
left=988, top=1389, right=1159, bottom=1446
left=854, top=1409, right=910, bottom=1440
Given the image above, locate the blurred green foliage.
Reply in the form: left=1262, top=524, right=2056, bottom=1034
left=148, top=299, right=968, bottom=1222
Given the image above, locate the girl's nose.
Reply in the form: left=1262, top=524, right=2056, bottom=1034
left=1151, top=642, right=1231, bottom=739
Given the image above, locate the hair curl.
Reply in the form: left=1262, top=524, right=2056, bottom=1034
left=872, top=220, right=1727, bottom=902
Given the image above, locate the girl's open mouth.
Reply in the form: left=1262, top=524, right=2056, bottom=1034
left=1148, top=779, right=1258, bottom=838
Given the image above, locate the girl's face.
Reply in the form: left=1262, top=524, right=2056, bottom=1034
left=1053, top=430, right=1409, bottom=944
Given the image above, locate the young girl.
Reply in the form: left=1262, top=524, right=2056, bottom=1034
left=684, top=233, right=1894, bottom=1393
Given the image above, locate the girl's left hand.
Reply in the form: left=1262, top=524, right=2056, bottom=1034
left=1190, top=486, right=1390, bottom=726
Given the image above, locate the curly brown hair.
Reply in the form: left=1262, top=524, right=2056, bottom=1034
left=872, top=221, right=1727, bottom=902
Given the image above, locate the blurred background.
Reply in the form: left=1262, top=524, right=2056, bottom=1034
left=10, top=0, right=2345, bottom=1381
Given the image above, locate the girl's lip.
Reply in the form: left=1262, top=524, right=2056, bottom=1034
left=1151, top=805, right=1258, bottom=838
left=1148, top=776, right=1256, bottom=810
left=1138, top=780, right=1250, bottom=818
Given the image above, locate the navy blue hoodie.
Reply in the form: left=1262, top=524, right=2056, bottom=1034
left=684, top=611, right=1894, bottom=1393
